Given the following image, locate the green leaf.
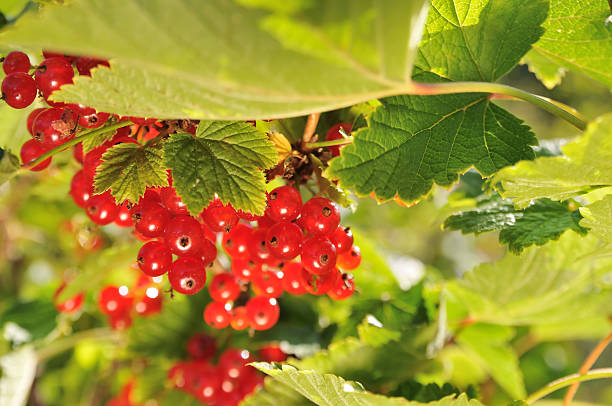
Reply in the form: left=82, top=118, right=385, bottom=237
left=456, top=324, right=525, bottom=399
left=159, top=390, right=201, bottom=406
left=392, top=381, right=476, bottom=403
left=0, top=300, right=58, bottom=342
left=443, top=195, right=587, bottom=254
left=357, top=318, right=401, bottom=347
left=416, top=0, right=549, bottom=82
left=521, top=49, right=565, bottom=90
left=164, top=121, right=276, bottom=215
left=0, top=346, right=37, bottom=406
left=0, top=149, right=19, bottom=187
left=81, top=126, right=119, bottom=154
left=0, top=0, right=430, bottom=119
left=530, top=0, right=612, bottom=89
left=491, top=114, right=612, bottom=208
left=327, top=79, right=537, bottom=204
left=579, top=195, right=612, bottom=243
left=94, top=142, right=168, bottom=204
left=309, top=154, right=352, bottom=208
left=0, top=100, right=39, bottom=154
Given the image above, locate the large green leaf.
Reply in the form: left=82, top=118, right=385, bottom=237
left=0, top=300, right=58, bottom=342
left=491, top=114, right=612, bottom=208
left=443, top=196, right=587, bottom=253
left=164, top=121, right=276, bottom=215
left=0, top=0, right=430, bottom=119
left=529, top=0, right=612, bottom=89
left=0, top=346, right=37, bottom=406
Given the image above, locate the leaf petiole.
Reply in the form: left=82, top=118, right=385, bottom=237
left=524, top=368, right=612, bottom=404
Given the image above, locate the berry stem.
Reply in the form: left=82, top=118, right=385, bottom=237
left=525, top=368, right=612, bottom=405
left=305, top=137, right=354, bottom=149
left=562, top=330, right=612, bottom=406
left=20, top=120, right=133, bottom=170
left=36, top=328, right=123, bottom=361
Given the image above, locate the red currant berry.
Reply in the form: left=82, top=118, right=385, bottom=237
left=98, top=285, right=133, bottom=316
left=230, top=306, right=250, bottom=331
left=186, top=333, right=217, bottom=361
left=114, top=203, right=133, bottom=227
left=27, top=107, right=46, bottom=135
left=69, top=170, right=94, bottom=208
left=237, top=209, right=258, bottom=222
left=193, top=371, right=222, bottom=404
left=246, top=297, right=279, bottom=330
left=32, top=107, right=75, bottom=146
left=108, top=312, right=133, bottom=330
left=164, top=215, right=206, bottom=257
left=252, top=269, right=283, bottom=298
left=222, top=223, right=252, bottom=259
left=131, top=201, right=170, bottom=238
left=2, top=72, right=37, bottom=109
left=204, top=301, right=232, bottom=329
left=168, top=257, right=207, bottom=295
left=281, top=262, right=307, bottom=295
left=209, top=273, right=241, bottom=302
left=257, top=213, right=276, bottom=228
left=200, top=238, right=218, bottom=267
left=74, top=57, right=110, bottom=76
left=20, top=139, right=51, bottom=171
left=337, top=245, right=361, bottom=270
left=34, top=57, right=74, bottom=98
left=53, top=283, right=83, bottom=314
left=265, top=185, right=302, bottom=222
left=300, top=268, right=338, bottom=295
left=160, top=186, right=189, bottom=215
left=231, top=258, right=261, bottom=282
left=301, top=236, right=337, bottom=275
left=137, top=241, right=172, bottom=277
left=202, top=199, right=239, bottom=232
left=326, top=122, right=352, bottom=156
left=300, top=197, right=340, bottom=236
left=85, top=191, right=119, bottom=225
left=327, top=272, right=355, bottom=300
left=219, top=349, right=254, bottom=380
left=133, top=289, right=162, bottom=316
left=2, top=51, right=31, bottom=74
left=73, top=143, right=84, bottom=164
left=78, top=108, right=110, bottom=129
left=266, top=222, right=302, bottom=260
left=259, top=345, right=288, bottom=362
left=330, top=226, right=354, bottom=254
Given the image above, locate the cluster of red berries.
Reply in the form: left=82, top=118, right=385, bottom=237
left=168, top=333, right=287, bottom=405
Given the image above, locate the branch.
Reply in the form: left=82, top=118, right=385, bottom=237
left=36, top=328, right=123, bottom=361
left=525, top=368, right=612, bottom=405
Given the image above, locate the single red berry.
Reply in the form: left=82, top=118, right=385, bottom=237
left=20, top=139, right=51, bottom=171
left=231, top=258, right=261, bottom=282
left=26, top=107, right=46, bottom=135
left=2, top=72, right=37, bottom=109
left=209, top=273, right=241, bottom=303
left=53, top=283, right=84, bottom=314
left=131, top=201, right=171, bottom=238
left=230, top=306, right=250, bottom=330
left=32, top=107, right=75, bottom=146
left=168, top=257, right=207, bottom=295
left=204, top=301, right=232, bottom=329
left=160, top=186, right=189, bottom=215
left=114, top=203, right=133, bottom=227
left=259, top=345, right=288, bottom=362
left=108, top=312, right=133, bottom=330
left=266, top=221, right=302, bottom=260
left=300, top=197, right=340, bottom=236
left=164, top=215, right=206, bottom=257
left=300, top=268, right=338, bottom=295
left=133, top=288, right=162, bottom=316
left=219, top=349, right=254, bottom=380
left=137, top=241, right=172, bottom=277
left=281, top=262, right=307, bottom=295
left=265, top=185, right=302, bottom=222
left=78, top=107, right=110, bottom=129
left=337, top=245, right=361, bottom=270
left=75, top=56, right=110, bottom=76
left=34, top=57, right=74, bottom=98
left=326, top=122, right=352, bottom=156
left=73, top=142, right=84, bottom=164
left=98, top=285, right=133, bottom=316
left=3, top=51, right=31, bottom=74
left=42, top=50, right=64, bottom=59
left=202, top=199, right=239, bottom=232
left=330, top=226, right=354, bottom=254
left=69, top=170, right=94, bottom=207
left=327, top=273, right=355, bottom=300
left=246, top=297, right=280, bottom=330
left=222, top=223, right=252, bottom=259
left=86, top=191, right=119, bottom=225
left=301, top=236, right=337, bottom=275
left=200, top=238, right=218, bottom=267
left=193, top=370, right=222, bottom=404
left=82, top=144, right=107, bottom=178
left=252, top=269, right=283, bottom=298
left=186, top=333, right=217, bottom=361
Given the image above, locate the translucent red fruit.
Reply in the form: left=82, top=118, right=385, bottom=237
left=131, top=201, right=170, bottom=238
left=114, top=203, right=133, bottom=227
left=168, top=257, right=207, bottom=295
left=265, top=185, right=302, bottom=222
left=76, top=105, right=110, bottom=129
left=208, top=273, right=241, bottom=303
left=300, top=268, right=338, bottom=295
left=246, top=297, right=280, bottom=330
left=160, top=186, right=189, bottom=215
left=70, top=170, right=94, bottom=208
left=230, top=306, right=250, bottom=330
left=281, top=262, right=307, bottom=295
left=301, top=236, right=337, bottom=275
left=34, top=57, right=74, bottom=98
left=231, top=258, right=261, bottom=282
left=164, top=215, right=206, bottom=257
left=133, top=288, right=162, bottom=316
left=330, top=226, right=354, bottom=254
left=85, top=192, right=119, bottom=225
left=74, top=57, right=110, bottom=76
left=20, top=139, right=51, bottom=171
left=2, top=51, right=31, bottom=74
left=218, top=349, right=255, bottom=380
left=222, top=223, right=252, bottom=259
left=252, top=269, right=283, bottom=298
left=186, top=333, right=217, bottom=361
left=200, top=238, right=218, bottom=267
left=337, top=245, right=361, bottom=270
left=204, top=301, right=232, bottom=329
left=259, top=345, right=288, bottom=362
left=137, top=241, right=172, bottom=277
left=300, top=197, right=340, bottom=236
left=2, top=72, right=37, bottom=109
left=202, top=199, right=239, bottom=232
left=98, top=285, right=133, bottom=316
left=27, top=108, right=46, bottom=135
left=53, top=283, right=84, bottom=314
left=266, top=221, right=303, bottom=260
left=326, top=122, right=352, bottom=156
left=327, top=273, right=355, bottom=300
left=32, top=107, right=74, bottom=146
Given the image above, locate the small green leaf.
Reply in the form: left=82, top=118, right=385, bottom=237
left=357, top=318, right=401, bottom=347
left=164, top=121, right=276, bottom=216
left=81, top=126, right=118, bottom=154
left=0, top=149, right=19, bottom=187
left=94, top=142, right=168, bottom=204
left=580, top=195, right=612, bottom=243
left=310, top=155, right=352, bottom=208
left=443, top=196, right=587, bottom=254
left=521, top=49, right=565, bottom=90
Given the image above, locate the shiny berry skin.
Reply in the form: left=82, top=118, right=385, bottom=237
left=137, top=241, right=172, bottom=277
left=300, top=268, right=338, bottom=295
left=108, top=312, right=133, bottom=330
left=3, top=51, right=31, bottom=74
left=209, top=273, right=241, bottom=302
left=204, top=301, right=232, bottom=329
left=2, top=73, right=37, bottom=109
left=266, top=221, right=302, bottom=260
left=330, top=226, right=354, bottom=254
left=222, top=223, right=252, bottom=259
left=237, top=210, right=258, bottom=221
left=281, top=262, right=307, bottom=295
left=326, top=122, right=352, bottom=156
left=186, top=333, right=217, bottom=361
left=20, top=139, right=51, bottom=171
left=32, top=107, right=74, bottom=146
left=160, top=186, right=189, bottom=215
left=114, top=203, right=133, bottom=227
left=86, top=192, right=119, bottom=225
left=337, top=245, right=361, bottom=270
left=231, top=258, right=260, bottom=282
left=301, top=237, right=337, bottom=275
left=257, top=213, right=276, bottom=228
left=131, top=201, right=170, bottom=238
left=300, top=197, right=340, bottom=236
left=193, top=370, right=222, bottom=404
left=70, top=170, right=93, bottom=207
left=164, top=215, right=206, bottom=257
left=78, top=108, right=110, bottom=129
left=327, top=273, right=355, bottom=300
left=34, top=57, right=74, bottom=98
left=202, top=199, right=239, bottom=232
left=230, top=306, right=250, bottom=330
left=98, top=285, right=133, bottom=316
left=246, top=297, right=280, bottom=330
left=200, top=238, right=218, bottom=266
left=219, top=349, right=254, bottom=380
left=75, top=56, right=110, bottom=76
left=252, top=269, right=283, bottom=298
left=53, top=283, right=84, bottom=314
left=265, top=186, right=302, bottom=222
left=168, top=257, right=207, bottom=295
left=27, top=107, right=46, bottom=135
left=133, top=289, right=162, bottom=316
left=246, top=228, right=273, bottom=264
left=259, top=345, right=288, bottom=362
